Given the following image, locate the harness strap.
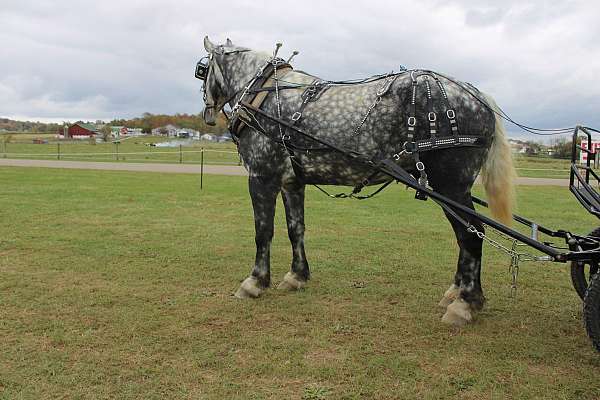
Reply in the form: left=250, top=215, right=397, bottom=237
left=229, top=61, right=293, bottom=137
left=424, top=77, right=437, bottom=140
left=283, top=79, right=323, bottom=182
left=247, top=85, right=303, bottom=93
left=290, top=79, right=322, bottom=124
left=313, top=179, right=393, bottom=200
left=240, top=100, right=486, bottom=156
left=405, top=72, right=428, bottom=200
left=433, top=74, right=460, bottom=140
left=413, top=135, right=488, bottom=151
left=407, top=71, right=418, bottom=141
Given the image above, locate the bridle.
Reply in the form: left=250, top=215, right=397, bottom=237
left=195, top=46, right=250, bottom=121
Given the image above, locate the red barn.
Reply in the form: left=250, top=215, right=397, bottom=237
left=67, top=123, right=98, bottom=138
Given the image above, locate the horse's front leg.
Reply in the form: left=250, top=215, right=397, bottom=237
left=235, top=176, right=280, bottom=299
left=277, top=181, right=310, bottom=290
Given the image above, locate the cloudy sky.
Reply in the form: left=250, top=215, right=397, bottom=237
left=1, top=0, right=599, bottom=139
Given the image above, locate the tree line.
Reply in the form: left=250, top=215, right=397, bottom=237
left=108, top=112, right=228, bottom=134
left=0, top=112, right=228, bottom=135
left=0, top=118, right=61, bottom=133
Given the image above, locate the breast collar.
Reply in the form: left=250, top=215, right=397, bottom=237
left=229, top=59, right=293, bottom=138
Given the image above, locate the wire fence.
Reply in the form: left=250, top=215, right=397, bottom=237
left=1, top=141, right=241, bottom=166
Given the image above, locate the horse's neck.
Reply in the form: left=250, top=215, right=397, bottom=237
left=223, top=51, right=270, bottom=105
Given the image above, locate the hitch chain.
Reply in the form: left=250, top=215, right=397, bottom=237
left=509, top=241, right=519, bottom=298
left=466, top=224, right=551, bottom=297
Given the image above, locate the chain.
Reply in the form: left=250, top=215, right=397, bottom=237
left=466, top=224, right=552, bottom=263
left=466, top=223, right=553, bottom=297
left=352, top=97, right=381, bottom=137
left=509, top=241, right=519, bottom=298
left=352, top=74, right=397, bottom=138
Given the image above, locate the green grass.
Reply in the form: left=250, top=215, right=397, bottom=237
left=1, top=136, right=239, bottom=165
left=513, top=155, right=571, bottom=179
left=1, top=167, right=600, bottom=399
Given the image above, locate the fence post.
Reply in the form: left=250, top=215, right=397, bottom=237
left=57, top=142, right=60, bottom=160
left=200, top=147, right=204, bottom=190
left=179, top=144, right=183, bottom=164
left=115, top=142, right=119, bottom=161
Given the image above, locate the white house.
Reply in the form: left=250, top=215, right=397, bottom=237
left=151, top=124, right=179, bottom=137
left=176, top=128, right=200, bottom=138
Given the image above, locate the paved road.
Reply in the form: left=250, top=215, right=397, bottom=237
left=0, top=158, right=570, bottom=186
left=0, top=158, right=247, bottom=176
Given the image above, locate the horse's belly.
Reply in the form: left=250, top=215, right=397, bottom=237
left=296, top=152, right=396, bottom=185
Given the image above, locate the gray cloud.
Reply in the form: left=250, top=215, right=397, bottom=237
left=1, top=0, right=599, bottom=139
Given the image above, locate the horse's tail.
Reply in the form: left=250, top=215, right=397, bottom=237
left=480, top=95, right=516, bottom=226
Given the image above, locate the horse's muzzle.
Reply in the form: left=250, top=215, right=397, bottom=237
left=203, top=106, right=216, bottom=126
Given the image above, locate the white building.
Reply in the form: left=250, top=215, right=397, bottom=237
left=151, top=124, right=179, bottom=137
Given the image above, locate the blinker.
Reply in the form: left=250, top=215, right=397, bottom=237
left=195, top=57, right=209, bottom=80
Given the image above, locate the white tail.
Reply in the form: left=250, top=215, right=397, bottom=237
left=480, top=96, right=516, bottom=226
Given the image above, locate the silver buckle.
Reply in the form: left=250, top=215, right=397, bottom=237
left=393, top=150, right=406, bottom=161
left=407, top=117, right=416, bottom=127
left=428, top=112, right=437, bottom=122
left=416, top=161, right=425, bottom=171
left=446, top=109, right=456, bottom=119
left=291, top=112, right=302, bottom=121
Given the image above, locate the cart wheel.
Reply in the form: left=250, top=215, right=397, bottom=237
left=570, top=227, right=600, bottom=300
left=584, top=272, right=600, bottom=352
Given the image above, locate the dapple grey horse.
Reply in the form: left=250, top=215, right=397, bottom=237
left=200, top=37, right=514, bottom=326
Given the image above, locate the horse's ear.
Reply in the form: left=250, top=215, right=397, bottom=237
left=204, top=36, right=215, bottom=52
left=226, top=38, right=233, bottom=47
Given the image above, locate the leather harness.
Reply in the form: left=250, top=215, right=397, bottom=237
left=225, top=60, right=489, bottom=200
left=229, top=61, right=293, bottom=139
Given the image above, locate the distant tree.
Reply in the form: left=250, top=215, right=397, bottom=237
left=551, top=138, right=573, bottom=159
left=524, top=140, right=542, bottom=155
left=100, top=125, right=112, bottom=142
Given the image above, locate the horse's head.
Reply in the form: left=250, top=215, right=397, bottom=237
left=196, top=36, right=249, bottom=125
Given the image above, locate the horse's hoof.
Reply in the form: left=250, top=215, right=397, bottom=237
left=441, top=298, right=473, bottom=327
left=234, top=276, right=264, bottom=299
left=277, top=272, right=306, bottom=291
left=438, top=284, right=459, bottom=309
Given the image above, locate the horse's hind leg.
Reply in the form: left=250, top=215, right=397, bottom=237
left=438, top=194, right=486, bottom=327
left=277, top=181, right=310, bottom=290
left=235, top=176, right=280, bottom=299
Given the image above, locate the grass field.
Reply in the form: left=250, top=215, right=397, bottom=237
left=513, top=156, right=571, bottom=179
left=1, top=167, right=600, bottom=399
left=1, top=136, right=240, bottom=166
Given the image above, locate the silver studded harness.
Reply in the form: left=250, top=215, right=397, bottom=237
left=197, top=53, right=489, bottom=200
